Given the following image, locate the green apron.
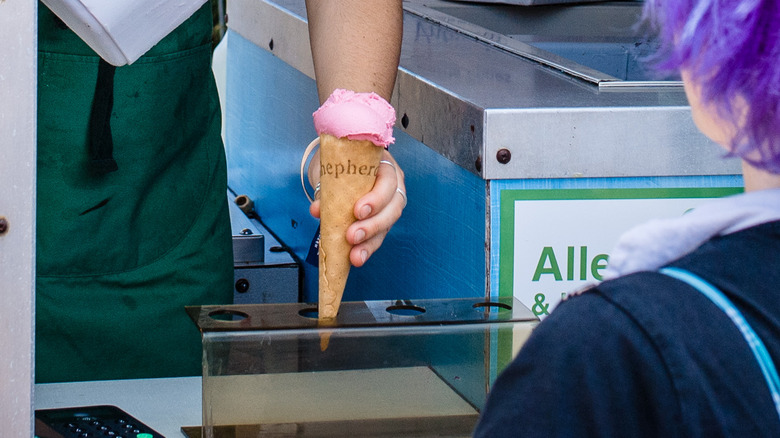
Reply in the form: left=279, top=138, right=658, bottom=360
left=36, top=3, right=233, bottom=383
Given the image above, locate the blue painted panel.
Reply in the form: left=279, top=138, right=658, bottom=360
left=225, top=31, right=487, bottom=303
left=225, top=30, right=320, bottom=298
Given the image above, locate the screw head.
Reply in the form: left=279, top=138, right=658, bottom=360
left=235, top=279, right=250, bottom=293
left=0, top=217, right=7, bottom=235
left=496, top=148, right=512, bottom=164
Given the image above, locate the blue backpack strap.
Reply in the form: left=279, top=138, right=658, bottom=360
left=659, top=266, right=780, bottom=420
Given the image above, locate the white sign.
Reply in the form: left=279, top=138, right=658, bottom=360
left=501, top=188, right=742, bottom=317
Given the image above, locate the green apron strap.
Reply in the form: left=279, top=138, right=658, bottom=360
left=88, top=58, right=118, bottom=174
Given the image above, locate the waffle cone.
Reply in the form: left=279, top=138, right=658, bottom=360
left=318, top=134, right=383, bottom=319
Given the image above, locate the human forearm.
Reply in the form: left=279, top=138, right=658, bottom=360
left=305, top=0, right=403, bottom=103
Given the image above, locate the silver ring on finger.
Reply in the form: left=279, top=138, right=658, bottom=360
left=396, top=187, right=407, bottom=208
left=313, top=182, right=321, bottom=200
left=379, top=160, right=396, bottom=173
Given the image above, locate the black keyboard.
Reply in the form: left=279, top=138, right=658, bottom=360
left=35, top=405, right=165, bottom=438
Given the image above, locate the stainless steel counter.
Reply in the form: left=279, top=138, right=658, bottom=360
left=227, top=0, right=739, bottom=180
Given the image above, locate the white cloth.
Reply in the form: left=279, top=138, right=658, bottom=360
left=603, top=188, right=780, bottom=280
left=41, top=0, right=207, bottom=66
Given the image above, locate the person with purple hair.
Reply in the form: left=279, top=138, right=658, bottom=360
left=473, top=0, right=780, bottom=436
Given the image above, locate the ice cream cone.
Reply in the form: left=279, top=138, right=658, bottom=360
left=311, top=88, right=396, bottom=323
left=318, top=133, right=383, bottom=319
left=318, top=320, right=335, bottom=351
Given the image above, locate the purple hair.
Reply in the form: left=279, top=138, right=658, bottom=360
left=643, top=0, right=780, bottom=173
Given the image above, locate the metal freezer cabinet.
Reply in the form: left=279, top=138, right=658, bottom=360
left=220, top=0, right=742, bottom=314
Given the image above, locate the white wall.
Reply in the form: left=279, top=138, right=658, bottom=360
left=0, top=1, right=37, bottom=436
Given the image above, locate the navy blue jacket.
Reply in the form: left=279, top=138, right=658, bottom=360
left=474, top=221, right=780, bottom=437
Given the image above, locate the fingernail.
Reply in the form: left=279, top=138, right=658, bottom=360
left=361, top=250, right=368, bottom=264
left=355, top=229, right=366, bottom=243
left=359, top=205, right=372, bottom=219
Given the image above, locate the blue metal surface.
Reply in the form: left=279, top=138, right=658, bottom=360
left=225, top=30, right=487, bottom=303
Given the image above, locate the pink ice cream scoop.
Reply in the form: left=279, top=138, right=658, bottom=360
left=313, top=89, right=396, bottom=147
